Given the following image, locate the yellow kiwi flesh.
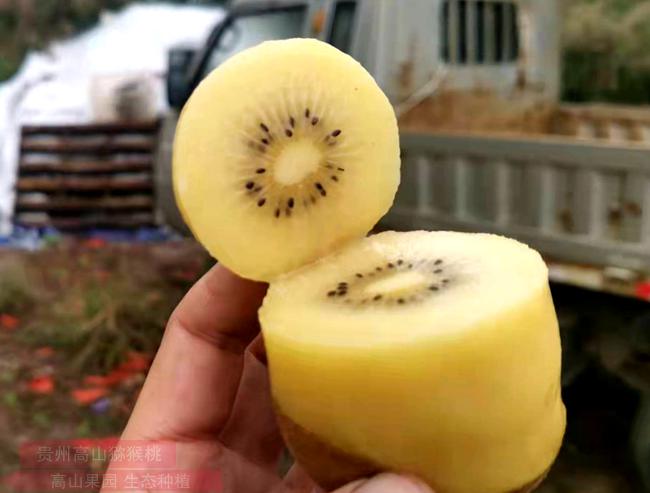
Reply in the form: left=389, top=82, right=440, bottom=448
left=173, top=39, right=400, bottom=281
left=260, top=231, right=566, bottom=493
left=173, top=37, right=564, bottom=493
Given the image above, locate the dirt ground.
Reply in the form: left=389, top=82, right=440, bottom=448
left=0, top=239, right=210, bottom=490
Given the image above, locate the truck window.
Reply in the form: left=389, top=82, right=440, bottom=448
left=203, top=7, right=307, bottom=77
left=328, top=0, right=357, bottom=54
left=441, top=0, right=519, bottom=64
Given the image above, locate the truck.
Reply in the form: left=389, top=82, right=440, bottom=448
left=156, top=1, right=650, bottom=488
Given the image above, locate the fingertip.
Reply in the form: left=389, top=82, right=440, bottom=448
left=170, top=262, right=268, bottom=344
left=333, top=473, right=434, bottom=493
left=202, top=263, right=268, bottom=298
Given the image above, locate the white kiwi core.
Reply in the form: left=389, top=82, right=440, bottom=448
left=274, top=139, right=323, bottom=186
left=363, top=270, right=429, bottom=297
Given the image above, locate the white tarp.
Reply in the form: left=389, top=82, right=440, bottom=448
left=0, top=3, right=224, bottom=235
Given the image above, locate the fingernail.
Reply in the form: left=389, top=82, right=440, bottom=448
left=353, top=473, right=434, bottom=493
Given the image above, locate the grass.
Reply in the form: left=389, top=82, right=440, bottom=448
left=0, top=239, right=210, bottom=481
left=0, top=259, right=33, bottom=315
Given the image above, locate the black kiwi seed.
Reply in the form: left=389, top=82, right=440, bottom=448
left=327, top=290, right=336, bottom=297
left=325, top=259, right=453, bottom=305
left=434, top=269, right=443, bottom=274
left=245, top=113, right=349, bottom=217
left=435, top=259, right=443, bottom=265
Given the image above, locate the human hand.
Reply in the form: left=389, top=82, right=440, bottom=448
left=107, top=265, right=433, bottom=493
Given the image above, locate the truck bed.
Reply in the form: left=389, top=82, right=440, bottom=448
left=382, top=130, right=650, bottom=300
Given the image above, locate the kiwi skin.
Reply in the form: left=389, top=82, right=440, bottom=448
left=276, top=407, right=550, bottom=493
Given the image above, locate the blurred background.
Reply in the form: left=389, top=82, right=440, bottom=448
left=1, top=0, right=650, bottom=492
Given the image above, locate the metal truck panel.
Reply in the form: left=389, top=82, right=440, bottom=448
left=385, top=132, right=650, bottom=273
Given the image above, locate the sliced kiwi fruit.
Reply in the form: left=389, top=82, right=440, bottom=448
left=260, top=231, right=566, bottom=493
left=173, top=38, right=400, bottom=281
left=174, top=38, right=563, bottom=493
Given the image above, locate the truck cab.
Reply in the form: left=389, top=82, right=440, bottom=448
left=166, top=0, right=357, bottom=110
left=158, top=0, right=560, bottom=231
left=167, top=0, right=559, bottom=110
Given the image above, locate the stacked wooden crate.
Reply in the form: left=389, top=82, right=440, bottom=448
left=14, top=121, right=159, bottom=230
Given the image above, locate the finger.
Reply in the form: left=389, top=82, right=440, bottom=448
left=248, top=332, right=267, bottom=365
left=332, top=474, right=434, bottom=493
left=170, top=263, right=267, bottom=350
left=123, top=264, right=268, bottom=441
left=219, top=335, right=285, bottom=469
left=276, top=463, right=323, bottom=493
left=217, top=446, right=285, bottom=493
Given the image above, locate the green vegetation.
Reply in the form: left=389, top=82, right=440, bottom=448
left=563, top=0, right=650, bottom=104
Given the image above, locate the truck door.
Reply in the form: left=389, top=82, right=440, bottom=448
left=326, top=0, right=358, bottom=54
left=197, top=5, right=310, bottom=82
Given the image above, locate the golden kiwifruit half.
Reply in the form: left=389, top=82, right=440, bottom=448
left=173, top=39, right=400, bottom=281
left=260, top=231, right=566, bottom=493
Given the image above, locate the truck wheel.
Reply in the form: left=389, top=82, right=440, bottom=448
left=633, top=394, right=650, bottom=491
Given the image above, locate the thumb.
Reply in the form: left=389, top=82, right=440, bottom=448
left=331, top=473, right=434, bottom=493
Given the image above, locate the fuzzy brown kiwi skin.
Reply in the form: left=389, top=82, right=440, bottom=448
left=275, top=407, right=550, bottom=493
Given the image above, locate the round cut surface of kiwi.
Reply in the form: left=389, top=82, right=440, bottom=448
left=173, top=38, right=400, bottom=281
left=260, top=231, right=566, bottom=493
